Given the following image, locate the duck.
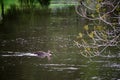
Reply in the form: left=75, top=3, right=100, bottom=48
left=34, top=50, right=52, bottom=60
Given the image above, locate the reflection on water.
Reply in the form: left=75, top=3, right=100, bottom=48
left=0, top=6, right=120, bottom=80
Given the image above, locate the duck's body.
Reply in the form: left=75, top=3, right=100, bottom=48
left=34, top=50, right=52, bottom=60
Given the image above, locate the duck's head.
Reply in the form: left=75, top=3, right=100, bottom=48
left=47, top=50, right=52, bottom=56
left=46, top=50, right=53, bottom=60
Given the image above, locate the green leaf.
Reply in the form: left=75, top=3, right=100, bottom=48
left=94, top=26, right=103, bottom=31
left=86, top=47, right=91, bottom=51
left=84, top=25, right=89, bottom=31
left=91, top=14, right=95, bottom=17
left=89, top=31, right=94, bottom=38
left=79, top=32, right=83, bottom=38
left=96, top=4, right=101, bottom=9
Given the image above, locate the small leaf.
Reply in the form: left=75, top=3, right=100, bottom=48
left=96, top=8, right=100, bottom=13
left=96, top=4, right=101, bottom=9
left=86, top=47, right=91, bottom=51
left=96, top=4, right=101, bottom=13
left=97, top=0, right=103, bottom=2
left=91, top=14, right=95, bottom=17
left=79, top=32, right=83, bottom=38
left=84, top=25, right=89, bottom=31
left=89, top=31, right=94, bottom=38
left=103, top=34, right=107, bottom=40
left=95, top=26, right=103, bottom=31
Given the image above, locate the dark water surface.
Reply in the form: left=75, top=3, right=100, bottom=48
left=0, top=6, right=120, bottom=80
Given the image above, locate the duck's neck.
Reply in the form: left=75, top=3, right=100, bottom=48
left=47, top=50, right=51, bottom=53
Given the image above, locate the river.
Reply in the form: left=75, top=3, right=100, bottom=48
left=0, top=5, right=120, bottom=80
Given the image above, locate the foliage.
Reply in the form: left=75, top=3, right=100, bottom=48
left=18, top=0, right=35, bottom=8
left=0, top=0, right=4, bottom=20
left=37, top=0, right=51, bottom=7
left=0, top=0, right=52, bottom=21
left=74, top=0, right=120, bottom=57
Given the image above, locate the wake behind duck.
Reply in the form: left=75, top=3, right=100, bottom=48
left=1, top=50, right=52, bottom=60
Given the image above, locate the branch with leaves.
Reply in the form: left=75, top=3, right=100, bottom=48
left=74, top=24, right=120, bottom=57
left=75, top=0, right=120, bottom=26
left=74, top=0, right=120, bottom=57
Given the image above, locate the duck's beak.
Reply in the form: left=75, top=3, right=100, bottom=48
left=49, top=53, right=52, bottom=56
